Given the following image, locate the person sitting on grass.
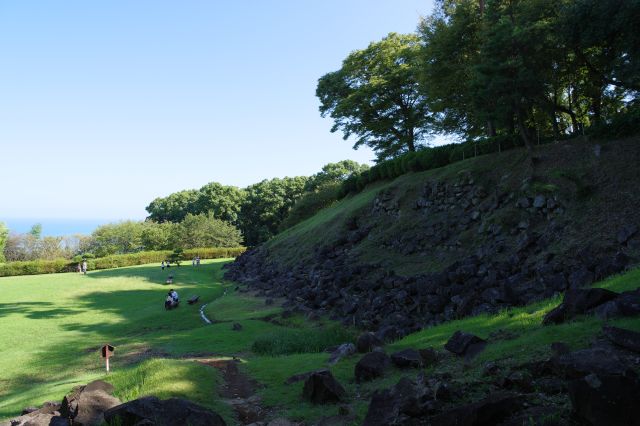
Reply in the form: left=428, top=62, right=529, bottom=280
left=165, top=293, right=174, bottom=310
left=170, top=289, right=179, bottom=303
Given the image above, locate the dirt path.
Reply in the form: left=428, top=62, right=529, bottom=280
left=197, top=358, right=265, bottom=425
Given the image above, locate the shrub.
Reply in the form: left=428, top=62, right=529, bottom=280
left=0, top=247, right=245, bottom=277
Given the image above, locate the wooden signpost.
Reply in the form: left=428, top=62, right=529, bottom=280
left=101, top=344, right=115, bottom=372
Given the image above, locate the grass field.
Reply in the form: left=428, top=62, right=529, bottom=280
left=1, top=259, right=639, bottom=425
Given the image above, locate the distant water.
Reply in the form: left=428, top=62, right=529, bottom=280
left=0, top=218, right=118, bottom=236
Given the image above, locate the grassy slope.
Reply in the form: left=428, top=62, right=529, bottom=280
left=1, top=258, right=639, bottom=425
left=264, top=136, right=640, bottom=276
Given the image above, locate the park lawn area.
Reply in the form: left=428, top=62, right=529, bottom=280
left=0, top=259, right=238, bottom=421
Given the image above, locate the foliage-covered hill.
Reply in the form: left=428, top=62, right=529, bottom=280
left=225, top=136, right=640, bottom=337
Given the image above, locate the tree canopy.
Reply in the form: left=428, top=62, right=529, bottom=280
left=317, top=33, right=433, bottom=161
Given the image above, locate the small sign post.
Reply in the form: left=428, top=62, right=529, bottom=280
left=101, top=344, right=115, bottom=372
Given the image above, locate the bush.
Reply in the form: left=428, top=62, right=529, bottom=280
left=0, top=247, right=245, bottom=277
left=588, top=106, right=640, bottom=139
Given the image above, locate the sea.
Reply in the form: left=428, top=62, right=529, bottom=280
left=0, top=218, right=123, bottom=236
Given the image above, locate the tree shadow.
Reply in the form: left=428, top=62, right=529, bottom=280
left=0, top=302, right=82, bottom=319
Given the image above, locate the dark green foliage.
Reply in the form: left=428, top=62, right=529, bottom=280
left=239, top=176, right=308, bottom=246
left=316, top=33, right=433, bottom=161
left=251, top=324, right=356, bottom=356
left=177, top=213, right=244, bottom=249
left=588, top=105, right=640, bottom=139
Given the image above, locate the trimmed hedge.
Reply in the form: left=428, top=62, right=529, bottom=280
left=340, top=134, right=525, bottom=196
left=0, top=247, right=245, bottom=278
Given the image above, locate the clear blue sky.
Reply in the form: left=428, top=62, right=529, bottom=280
left=0, top=1, right=434, bottom=220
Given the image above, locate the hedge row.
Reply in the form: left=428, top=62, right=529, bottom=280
left=0, top=247, right=245, bottom=278
left=340, top=134, right=526, bottom=196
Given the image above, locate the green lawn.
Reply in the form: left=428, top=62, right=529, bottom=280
left=1, top=259, right=639, bottom=425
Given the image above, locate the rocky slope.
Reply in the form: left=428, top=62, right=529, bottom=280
left=225, top=136, right=640, bottom=339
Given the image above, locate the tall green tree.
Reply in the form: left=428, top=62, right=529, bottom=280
left=305, top=160, right=369, bottom=192
left=145, top=189, right=200, bottom=223
left=195, top=182, right=246, bottom=224
left=176, top=213, right=243, bottom=249
left=0, top=222, right=8, bottom=263
left=239, top=177, right=308, bottom=246
left=317, top=33, right=433, bottom=161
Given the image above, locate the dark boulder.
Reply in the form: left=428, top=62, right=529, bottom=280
left=603, top=325, right=640, bottom=353
left=390, top=349, right=423, bottom=369
left=103, top=396, right=226, bottom=426
left=418, top=348, right=440, bottom=367
left=569, top=370, right=640, bottom=426
left=362, top=376, right=431, bottom=426
left=617, top=224, right=638, bottom=244
left=444, top=331, right=487, bottom=360
left=543, top=288, right=618, bottom=325
left=60, top=380, right=121, bottom=425
left=428, top=392, right=524, bottom=426
left=328, top=343, right=356, bottom=365
left=355, top=352, right=391, bottom=383
left=302, top=370, right=346, bottom=404
left=356, top=332, right=382, bottom=353
left=553, top=347, right=629, bottom=379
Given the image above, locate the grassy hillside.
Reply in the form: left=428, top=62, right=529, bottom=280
left=265, top=136, right=640, bottom=276
left=1, top=258, right=639, bottom=425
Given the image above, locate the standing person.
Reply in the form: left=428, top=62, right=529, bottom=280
left=196, top=256, right=200, bottom=266
left=82, top=260, right=88, bottom=274
left=77, top=263, right=82, bottom=273
left=161, top=260, right=165, bottom=271
left=192, top=258, right=196, bottom=267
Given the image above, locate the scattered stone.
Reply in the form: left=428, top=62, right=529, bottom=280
left=569, top=370, right=640, bottom=426
left=603, top=325, right=640, bottom=353
left=60, top=380, right=121, bottom=426
left=302, top=370, right=346, bottom=404
left=428, top=392, right=524, bottom=426
left=328, top=343, right=356, bottom=365
left=550, top=342, right=570, bottom=357
left=284, top=371, right=313, bottom=385
left=444, top=331, right=487, bottom=360
left=355, top=352, right=391, bottom=383
left=390, top=349, right=423, bottom=369
left=553, top=347, right=629, bottom=379
left=362, top=376, right=430, bottom=426
left=533, top=195, right=546, bottom=209
left=418, top=348, right=440, bottom=367
left=543, top=288, right=618, bottom=325
left=104, top=396, right=227, bottom=426
left=356, top=332, right=382, bottom=353
left=617, top=224, right=638, bottom=244
left=232, top=322, right=243, bottom=331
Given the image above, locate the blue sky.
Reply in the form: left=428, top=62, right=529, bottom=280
left=0, top=1, right=434, bottom=220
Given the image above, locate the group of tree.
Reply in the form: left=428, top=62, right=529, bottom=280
left=0, top=215, right=243, bottom=262
left=316, top=0, right=639, bottom=161
left=145, top=160, right=368, bottom=246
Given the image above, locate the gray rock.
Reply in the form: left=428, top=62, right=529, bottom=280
left=533, top=195, right=546, bottom=208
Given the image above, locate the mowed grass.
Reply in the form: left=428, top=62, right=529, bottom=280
left=0, top=260, right=236, bottom=421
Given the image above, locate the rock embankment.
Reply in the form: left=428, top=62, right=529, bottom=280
left=225, top=169, right=637, bottom=338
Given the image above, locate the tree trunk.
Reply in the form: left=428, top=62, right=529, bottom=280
left=407, top=128, right=416, bottom=152
left=487, top=120, right=496, bottom=137
left=516, top=108, right=533, bottom=152
left=550, top=111, right=560, bottom=140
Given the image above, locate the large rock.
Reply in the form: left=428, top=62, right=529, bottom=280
left=390, top=349, right=423, bottom=369
left=428, top=392, right=524, bottom=426
left=302, top=370, right=346, bottom=404
left=355, top=352, right=391, bottom=383
left=2, top=413, right=69, bottom=426
left=444, top=331, right=486, bottom=360
left=103, top=396, right=226, bottom=426
left=543, top=288, right=618, bottom=325
left=362, top=376, right=430, bottom=426
left=603, top=325, right=640, bottom=353
left=328, top=343, right=356, bottom=365
left=356, top=332, right=383, bottom=353
left=569, top=370, right=640, bottom=426
left=553, top=347, right=629, bottom=379
left=60, top=380, right=121, bottom=425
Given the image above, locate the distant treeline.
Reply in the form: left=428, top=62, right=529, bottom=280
left=0, top=247, right=245, bottom=277
left=144, top=160, right=369, bottom=246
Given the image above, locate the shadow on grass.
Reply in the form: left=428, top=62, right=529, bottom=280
left=0, top=302, right=83, bottom=319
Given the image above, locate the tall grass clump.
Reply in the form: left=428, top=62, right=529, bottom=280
left=252, top=324, right=357, bottom=356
